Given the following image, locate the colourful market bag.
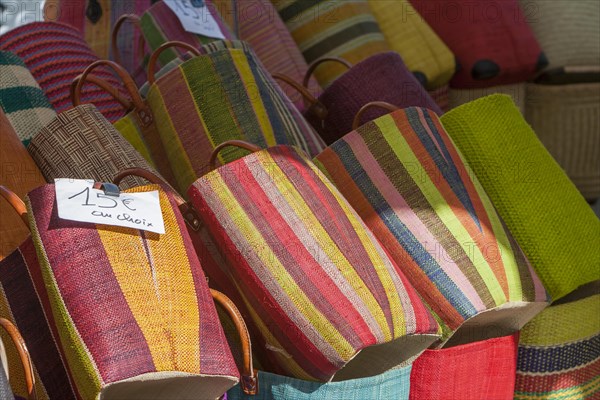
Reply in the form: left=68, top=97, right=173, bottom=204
left=514, top=290, right=600, bottom=400
left=0, top=316, right=36, bottom=400
left=27, top=104, right=158, bottom=190
left=188, top=141, right=440, bottom=382
left=440, top=94, right=600, bottom=301
left=411, top=0, right=547, bottom=88
left=271, top=0, right=390, bottom=87
left=0, top=51, right=56, bottom=146
left=0, top=22, right=127, bottom=123
left=314, top=104, right=550, bottom=344
left=368, top=0, right=455, bottom=89
left=25, top=181, right=240, bottom=399
left=144, top=40, right=325, bottom=193
left=410, top=333, right=519, bottom=400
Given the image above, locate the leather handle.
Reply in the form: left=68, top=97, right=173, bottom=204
left=211, top=289, right=257, bottom=396
left=303, top=56, right=352, bottom=88
left=0, top=318, right=36, bottom=400
left=272, top=73, right=327, bottom=119
left=148, top=41, right=202, bottom=85
left=111, top=14, right=146, bottom=70
left=0, top=186, right=28, bottom=228
left=209, top=140, right=262, bottom=171
left=70, top=74, right=133, bottom=111
left=352, top=101, right=399, bottom=130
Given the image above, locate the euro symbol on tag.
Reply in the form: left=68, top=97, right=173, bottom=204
left=122, top=198, right=137, bottom=211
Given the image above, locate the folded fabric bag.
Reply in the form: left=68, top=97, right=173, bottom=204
left=514, top=291, right=600, bottom=400
left=144, top=40, right=324, bottom=193
left=411, top=0, right=547, bottom=88
left=368, top=0, right=455, bottom=89
left=271, top=0, right=390, bottom=87
left=188, top=142, right=440, bottom=381
left=314, top=105, right=550, bottom=344
left=0, top=22, right=127, bottom=122
left=0, top=52, right=56, bottom=146
left=0, top=185, right=77, bottom=399
left=440, top=94, right=600, bottom=301
left=25, top=181, right=241, bottom=399
left=410, top=333, right=519, bottom=400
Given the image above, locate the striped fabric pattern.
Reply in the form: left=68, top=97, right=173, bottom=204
left=515, top=294, right=600, bottom=400
left=272, top=0, right=390, bottom=87
left=26, top=184, right=239, bottom=399
left=0, top=51, right=56, bottom=146
left=0, top=239, right=77, bottom=400
left=188, top=145, right=439, bottom=382
left=314, top=107, right=550, bottom=342
left=146, top=40, right=325, bottom=194
left=0, top=22, right=127, bottom=122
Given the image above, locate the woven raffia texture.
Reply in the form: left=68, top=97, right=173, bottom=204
left=449, top=83, right=526, bottom=114
left=26, top=184, right=239, bottom=400
left=515, top=294, right=600, bottom=399
left=188, top=145, right=439, bottom=382
left=27, top=104, right=157, bottom=190
left=0, top=363, right=14, bottom=400
left=0, top=238, right=77, bottom=400
left=525, top=82, right=600, bottom=200
left=428, top=85, right=449, bottom=112
left=410, top=334, right=519, bottom=400
left=314, top=107, right=549, bottom=344
left=304, top=52, right=442, bottom=145
left=440, top=94, right=600, bottom=301
left=146, top=40, right=324, bottom=194
left=411, top=0, right=545, bottom=89
left=0, top=51, right=56, bottom=146
left=271, top=0, right=390, bottom=88
left=0, top=22, right=127, bottom=122
left=227, top=365, right=412, bottom=400
left=368, top=0, right=455, bottom=89
left=519, top=0, right=600, bottom=70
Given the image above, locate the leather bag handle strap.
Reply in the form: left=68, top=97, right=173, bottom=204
left=70, top=74, right=133, bottom=111
left=210, top=289, right=258, bottom=395
left=303, top=56, right=352, bottom=88
left=0, top=186, right=28, bottom=228
left=352, top=101, right=399, bottom=130
left=272, top=73, right=327, bottom=119
left=0, top=318, right=36, bottom=400
left=148, top=41, right=202, bottom=85
left=209, top=140, right=262, bottom=171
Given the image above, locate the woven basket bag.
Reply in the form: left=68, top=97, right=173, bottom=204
left=449, top=83, right=526, bottom=114
left=428, top=85, right=450, bottom=113
left=144, top=40, right=324, bottom=194
left=188, top=141, right=440, bottom=382
left=440, top=94, right=600, bottom=302
left=314, top=104, right=550, bottom=344
left=525, top=81, right=600, bottom=200
left=0, top=22, right=127, bottom=123
left=0, top=316, right=36, bottom=400
left=411, top=0, right=546, bottom=89
left=25, top=181, right=242, bottom=399
left=368, top=0, right=455, bottom=90
left=0, top=51, right=56, bottom=146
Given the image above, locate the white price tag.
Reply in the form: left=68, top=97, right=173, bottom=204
left=164, top=0, right=226, bottom=39
left=54, top=179, right=165, bottom=234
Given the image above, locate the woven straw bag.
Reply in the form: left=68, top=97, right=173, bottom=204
left=0, top=186, right=76, bottom=400
left=515, top=289, right=600, bottom=400
left=0, top=316, right=36, bottom=400
left=0, top=52, right=56, bottom=146
left=144, top=40, right=324, bottom=193
left=449, top=83, right=526, bottom=114
left=440, top=94, right=600, bottom=301
left=368, top=0, right=455, bottom=89
left=0, top=22, right=127, bottom=123
left=410, top=333, right=519, bottom=400
left=188, top=141, right=440, bottom=381
left=271, top=0, right=390, bottom=88
left=314, top=104, right=550, bottom=344
left=276, top=52, right=442, bottom=145
left=25, top=180, right=242, bottom=399
left=411, top=0, right=546, bottom=89
left=525, top=81, right=600, bottom=200
left=428, top=85, right=450, bottom=113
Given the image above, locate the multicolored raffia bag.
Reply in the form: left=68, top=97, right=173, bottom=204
left=25, top=182, right=240, bottom=399
left=0, top=22, right=127, bottom=122
left=314, top=105, right=550, bottom=344
left=0, top=51, right=56, bottom=146
left=440, top=94, right=600, bottom=301
left=144, top=40, right=324, bottom=193
left=0, top=185, right=77, bottom=400
left=188, top=142, right=440, bottom=382
left=271, top=0, right=390, bottom=87
left=515, top=291, right=600, bottom=399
